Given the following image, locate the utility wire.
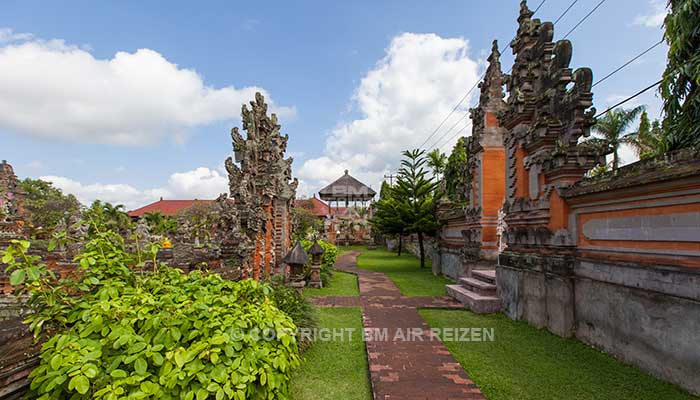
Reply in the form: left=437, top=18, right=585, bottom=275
left=593, top=39, right=665, bottom=88
left=426, top=112, right=470, bottom=152
left=562, top=0, right=606, bottom=39
left=418, top=0, right=547, bottom=150
left=436, top=123, right=472, bottom=152
left=428, top=0, right=610, bottom=151
left=423, top=0, right=592, bottom=151
left=594, top=80, right=662, bottom=118
left=554, top=0, right=580, bottom=25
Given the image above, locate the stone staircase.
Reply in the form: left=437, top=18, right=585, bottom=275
left=445, top=270, right=501, bottom=314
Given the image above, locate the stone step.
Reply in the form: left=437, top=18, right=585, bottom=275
left=472, top=269, right=496, bottom=285
left=446, top=284, right=501, bottom=314
left=459, top=277, right=497, bottom=296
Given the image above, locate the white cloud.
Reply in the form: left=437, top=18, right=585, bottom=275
left=633, top=0, right=668, bottom=28
left=296, top=32, right=480, bottom=195
left=0, top=28, right=32, bottom=43
left=40, top=167, right=228, bottom=210
left=0, top=28, right=294, bottom=145
left=166, top=168, right=228, bottom=200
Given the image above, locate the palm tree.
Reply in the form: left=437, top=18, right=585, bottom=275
left=590, top=105, right=645, bottom=171
left=625, top=111, right=669, bottom=159
left=426, top=149, right=447, bottom=180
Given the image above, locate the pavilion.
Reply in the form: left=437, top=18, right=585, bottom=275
left=318, top=170, right=376, bottom=214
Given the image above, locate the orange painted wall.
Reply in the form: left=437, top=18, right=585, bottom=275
left=514, top=145, right=529, bottom=199
left=481, top=147, right=506, bottom=217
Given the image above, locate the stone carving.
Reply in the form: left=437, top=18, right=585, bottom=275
left=500, top=0, right=601, bottom=250
left=0, top=161, right=26, bottom=243
left=225, top=93, right=297, bottom=279
left=459, top=39, right=508, bottom=264
left=502, top=0, right=600, bottom=201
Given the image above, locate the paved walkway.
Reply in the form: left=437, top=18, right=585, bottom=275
left=313, top=251, right=486, bottom=400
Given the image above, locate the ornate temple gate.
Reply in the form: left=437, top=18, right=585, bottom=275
left=225, top=93, right=298, bottom=280
left=493, top=1, right=700, bottom=394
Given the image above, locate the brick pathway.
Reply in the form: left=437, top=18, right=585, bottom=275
left=317, top=251, right=486, bottom=400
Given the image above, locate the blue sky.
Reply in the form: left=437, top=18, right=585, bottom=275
left=0, top=0, right=669, bottom=209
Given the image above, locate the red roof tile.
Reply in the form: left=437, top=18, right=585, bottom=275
left=128, top=199, right=214, bottom=217
left=295, top=196, right=346, bottom=217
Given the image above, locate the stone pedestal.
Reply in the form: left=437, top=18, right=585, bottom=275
left=288, top=280, right=306, bottom=294
left=308, top=265, right=322, bottom=289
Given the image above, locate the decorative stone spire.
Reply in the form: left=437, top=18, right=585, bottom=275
left=224, top=92, right=298, bottom=279
left=499, top=3, right=600, bottom=249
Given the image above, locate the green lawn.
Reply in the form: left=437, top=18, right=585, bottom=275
left=291, top=307, right=371, bottom=400
left=337, top=245, right=368, bottom=256
left=303, top=271, right=360, bottom=297
left=356, top=247, right=453, bottom=296
left=419, top=309, right=698, bottom=400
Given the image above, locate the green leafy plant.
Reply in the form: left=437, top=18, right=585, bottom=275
left=301, top=239, right=337, bottom=283
left=291, top=203, right=323, bottom=241
left=3, top=233, right=301, bottom=399
left=19, top=178, right=82, bottom=238
left=143, top=211, right=178, bottom=236
left=443, top=137, right=470, bottom=203
left=660, top=0, right=700, bottom=150
left=268, top=277, right=317, bottom=352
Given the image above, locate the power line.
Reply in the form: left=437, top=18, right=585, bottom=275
left=426, top=112, right=470, bottom=151
left=593, top=39, right=665, bottom=88
left=435, top=122, right=472, bottom=152
left=418, top=0, right=548, bottom=150
left=422, top=0, right=594, bottom=151
left=554, top=0, right=580, bottom=25
left=562, top=0, right=607, bottom=39
left=435, top=0, right=652, bottom=149
left=594, top=80, right=662, bottom=118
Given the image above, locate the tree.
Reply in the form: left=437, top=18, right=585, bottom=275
left=443, top=137, right=470, bottom=202
left=660, top=0, right=700, bottom=150
left=143, top=211, right=178, bottom=236
left=83, top=200, right=133, bottom=235
left=426, top=149, right=447, bottom=180
left=19, top=178, right=82, bottom=237
left=626, top=111, right=670, bottom=159
left=291, top=206, right=322, bottom=241
left=393, top=149, right=441, bottom=268
left=177, top=202, right=218, bottom=247
left=370, top=182, right=409, bottom=256
left=588, top=106, right=645, bottom=171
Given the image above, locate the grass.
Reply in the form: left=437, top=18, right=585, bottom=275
left=291, top=307, right=371, bottom=400
left=303, top=271, right=360, bottom=297
left=337, top=245, right=367, bottom=256
left=356, top=247, right=453, bottom=296
left=419, top=309, right=698, bottom=400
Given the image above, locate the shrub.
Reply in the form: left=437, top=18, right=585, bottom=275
left=2, top=234, right=301, bottom=400
left=268, top=277, right=317, bottom=352
left=301, top=240, right=337, bottom=284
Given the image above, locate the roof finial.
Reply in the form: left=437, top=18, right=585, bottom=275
left=519, top=0, right=534, bottom=20
left=490, top=40, right=500, bottom=60
left=344, top=169, right=349, bottom=175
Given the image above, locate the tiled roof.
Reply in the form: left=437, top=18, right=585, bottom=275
left=319, top=170, right=376, bottom=201
left=295, top=196, right=346, bottom=217
left=128, top=199, right=214, bottom=217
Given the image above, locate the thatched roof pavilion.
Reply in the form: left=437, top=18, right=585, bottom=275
left=319, top=170, right=376, bottom=210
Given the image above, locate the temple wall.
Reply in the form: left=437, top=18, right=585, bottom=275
left=498, top=153, right=700, bottom=395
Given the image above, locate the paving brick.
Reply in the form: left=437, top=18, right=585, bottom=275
left=333, top=251, right=487, bottom=400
